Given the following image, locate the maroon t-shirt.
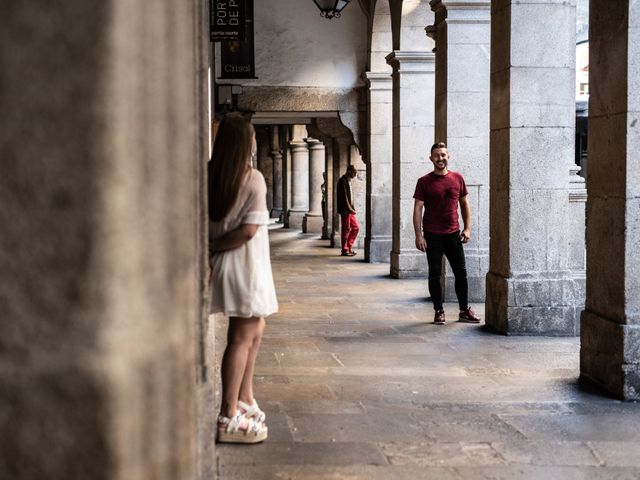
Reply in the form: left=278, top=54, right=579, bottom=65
left=413, top=171, right=468, bottom=235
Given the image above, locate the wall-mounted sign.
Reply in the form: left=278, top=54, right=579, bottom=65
left=576, top=41, right=589, bottom=102
left=220, top=0, right=255, bottom=78
left=210, top=0, right=246, bottom=41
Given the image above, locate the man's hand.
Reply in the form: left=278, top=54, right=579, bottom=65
left=460, top=229, right=470, bottom=244
left=415, top=235, right=427, bottom=252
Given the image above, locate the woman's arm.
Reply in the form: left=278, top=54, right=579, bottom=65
left=210, top=223, right=259, bottom=254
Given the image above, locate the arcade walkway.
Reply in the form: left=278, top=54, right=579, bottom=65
left=216, top=228, right=640, bottom=479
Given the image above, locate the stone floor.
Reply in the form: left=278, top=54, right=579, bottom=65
left=216, top=227, right=640, bottom=480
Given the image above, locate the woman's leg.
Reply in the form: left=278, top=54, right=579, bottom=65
left=220, top=316, right=263, bottom=419
left=238, top=316, right=265, bottom=405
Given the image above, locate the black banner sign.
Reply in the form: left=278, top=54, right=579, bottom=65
left=220, top=0, right=255, bottom=78
left=210, top=0, right=246, bottom=41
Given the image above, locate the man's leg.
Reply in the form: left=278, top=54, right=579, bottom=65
left=340, top=214, right=351, bottom=253
left=443, top=233, right=468, bottom=310
left=347, top=214, right=360, bottom=252
left=444, top=233, right=479, bottom=322
left=425, top=233, right=445, bottom=311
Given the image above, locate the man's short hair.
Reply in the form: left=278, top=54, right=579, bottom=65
left=346, top=165, right=357, bottom=173
left=430, top=142, right=447, bottom=153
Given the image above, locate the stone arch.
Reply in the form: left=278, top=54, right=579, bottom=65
left=389, top=0, right=434, bottom=51
left=369, top=0, right=393, bottom=72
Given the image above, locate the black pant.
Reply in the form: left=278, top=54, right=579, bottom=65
left=425, top=231, right=468, bottom=311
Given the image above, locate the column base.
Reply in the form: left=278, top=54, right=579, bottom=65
left=444, top=274, right=486, bottom=304
left=287, top=209, right=306, bottom=230
left=444, top=249, right=489, bottom=303
left=302, top=213, right=323, bottom=234
left=321, top=222, right=330, bottom=240
left=390, top=249, right=427, bottom=279
left=485, top=272, right=584, bottom=336
left=580, top=310, right=640, bottom=400
left=365, top=235, right=392, bottom=263
left=270, top=207, right=282, bottom=219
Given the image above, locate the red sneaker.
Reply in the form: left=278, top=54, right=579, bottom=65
left=459, top=307, right=481, bottom=323
left=433, top=309, right=446, bottom=325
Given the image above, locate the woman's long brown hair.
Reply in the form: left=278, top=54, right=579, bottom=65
left=208, top=113, right=255, bottom=221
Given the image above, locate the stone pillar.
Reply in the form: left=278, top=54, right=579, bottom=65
left=303, top=138, right=325, bottom=234
left=322, top=137, right=334, bottom=240
left=581, top=0, right=640, bottom=399
left=365, top=72, right=393, bottom=263
left=1, top=1, right=207, bottom=478
left=256, top=127, right=273, bottom=212
left=270, top=126, right=283, bottom=219
left=282, top=126, right=291, bottom=226
left=350, top=144, right=367, bottom=251
left=386, top=51, right=436, bottom=278
left=486, top=0, right=582, bottom=335
left=286, top=125, right=309, bottom=229
left=429, top=0, right=490, bottom=302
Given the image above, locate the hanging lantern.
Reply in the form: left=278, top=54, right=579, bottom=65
left=312, top=0, right=351, bottom=19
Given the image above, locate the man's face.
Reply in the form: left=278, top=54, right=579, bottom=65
left=430, top=147, right=449, bottom=171
left=348, top=168, right=357, bottom=179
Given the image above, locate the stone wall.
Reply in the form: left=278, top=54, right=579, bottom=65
left=0, top=1, right=211, bottom=479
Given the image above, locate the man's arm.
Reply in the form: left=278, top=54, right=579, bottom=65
left=210, top=223, right=259, bottom=254
left=459, top=195, right=471, bottom=243
left=413, top=199, right=426, bottom=252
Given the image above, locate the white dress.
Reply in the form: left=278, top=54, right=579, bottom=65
left=209, top=169, right=278, bottom=318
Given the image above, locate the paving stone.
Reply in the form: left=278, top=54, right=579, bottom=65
left=217, top=442, right=388, bottom=466
left=218, top=464, right=461, bottom=480
left=589, top=442, right=640, bottom=467
left=254, top=384, right=337, bottom=404
left=273, top=352, right=344, bottom=368
left=491, top=441, right=601, bottom=467
left=257, top=337, right=322, bottom=354
left=500, top=413, right=640, bottom=442
left=454, top=466, right=640, bottom=480
left=382, top=441, right=507, bottom=467
left=411, top=413, right=528, bottom=444
left=288, top=412, right=433, bottom=443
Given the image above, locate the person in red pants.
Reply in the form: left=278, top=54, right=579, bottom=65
left=336, top=165, right=359, bottom=256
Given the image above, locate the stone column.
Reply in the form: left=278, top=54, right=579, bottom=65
left=303, top=138, right=325, bottom=234
left=351, top=144, right=367, bottom=251
left=270, top=126, right=283, bottom=219
left=286, top=125, right=309, bottom=229
left=281, top=126, right=291, bottom=226
left=486, top=0, right=583, bottom=335
left=581, top=0, right=640, bottom=399
left=364, top=72, right=393, bottom=263
left=256, top=127, right=273, bottom=212
left=1, top=1, right=207, bottom=478
left=429, top=0, right=490, bottom=302
left=322, top=137, right=334, bottom=240
left=386, top=51, right=436, bottom=278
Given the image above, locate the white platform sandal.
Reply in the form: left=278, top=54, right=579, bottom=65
left=217, top=412, right=268, bottom=444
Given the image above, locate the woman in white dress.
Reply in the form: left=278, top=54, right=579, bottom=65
left=208, top=113, right=278, bottom=443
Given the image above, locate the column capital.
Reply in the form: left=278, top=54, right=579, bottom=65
left=385, top=51, right=435, bottom=73
left=430, top=0, right=490, bottom=23
left=289, top=140, right=308, bottom=152
left=363, top=71, right=392, bottom=90
left=304, top=138, right=325, bottom=150
left=430, top=0, right=491, bottom=12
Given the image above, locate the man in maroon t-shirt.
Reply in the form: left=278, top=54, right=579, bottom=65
left=413, top=142, right=481, bottom=325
